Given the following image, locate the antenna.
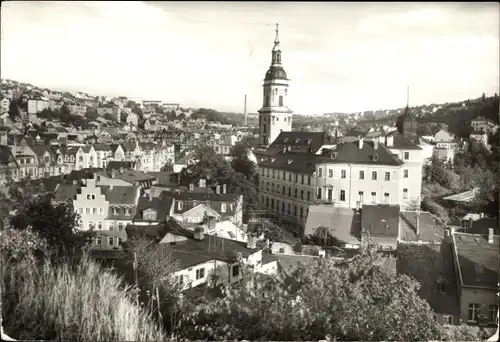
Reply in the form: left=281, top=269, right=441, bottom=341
left=406, top=85, right=410, bottom=108
left=244, top=94, right=247, bottom=126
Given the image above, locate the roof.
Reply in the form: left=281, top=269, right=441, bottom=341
left=147, top=172, right=179, bottom=187
left=399, top=211, right=446, bottom=243
left=453, top=233, right=499, bottom=289
left=304, top=205, right=361, bottom=245
left=267, top=131, right=328, bottom=154
left=470, top=218, right=499, bottom=235
left=387, top=131, right=422, bottom=150
left=0, top=145, right=16, bottom=166
left=93, top=143, right=111, bottom=151
left=264, top=65, right=287, bottom=81
left=258, top=152, right=318, bottom=174
left=53, top=183, right=81, bottom=202
left=133, top=192, right=174, bottom=223
left=99, top=186, right=138, bottom=205
left=173, top=191, right=239, bottom=215
left=442, top=188, right=479, bottom=203
left=318, top=140, right=404, bottom=166
left=261, top=252, right=279, bottom=265
left=106, top=160, right=136, bottom=171
left=155, top=228, right=259, bottom=271
left=361, top=204, right=400, bottom=238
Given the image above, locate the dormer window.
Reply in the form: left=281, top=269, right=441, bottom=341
left=287, top=146, right=291, bottom=151
left=287, top=159, right=293, bottom=164
left=221, top=203, right=226, bottom=213
left=373, top=154, right=379, bottom=161
left=307, top=139, right=312, bottom=145
left=124, top=207, right=131, bottom=216
left=112, top=207, right=118, bottom=215
left=284, top=138, right=288, bottom=143
left=271, top=158, right=276, bottom=163
left=295, top=138, right=300, bottom=144
left=178, top=201, right=183, bottom=210
left=330, top=152, right=337, bottom=160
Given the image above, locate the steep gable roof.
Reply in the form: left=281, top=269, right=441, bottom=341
left=453, top=232, right=499, bottom=289
left=99, top=185, right=138, bottom=205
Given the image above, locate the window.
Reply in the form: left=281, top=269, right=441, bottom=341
left=86, top=208, right=90, bottom=214
left=282, top=185, right=286, bottom=194
left=404, top=169, right=409, bottom=178
left=341, top=170, right=346, bottom=179
left=221, top=203, right=227, bottom=213
left=371, top=192, right=376, bottom=203
left=79, top=208, right=83, bottom=214
left=294, top=205, right=297, bottom=215
left=359, top=170, right=364, bottom=179
left=447, top=316, right=453, bottom=325
left=328, top=169, right=333, bottom=178
left=99, top=208, right=104, bottom=214
left=279, top=247, right=285, bottom=253
left=282, top=202, right=285, bottom=212
left=358, top=191, right=364, bottom=202
left=468, top=303, right=480, bottom=321
left=95, top=237, right=101, bottom=245
left=384, top=193, right=389, bottom=203
left=288, top=187, right=291, bottom=196
left=97, top=221, right=102, bottom=230
left=307, top=176, right=311, bottom=185
left=196, top=268, right=205, bottom=280
left=87, top=194, right=91, bottom=200
left=125, top=208, right=131, bottom=215
left=294, top=189, right=298, bottom=198
left=92, top=208, right=97, bottom=214
left=108, top=237, right=114, bottom=246
left=489, top=305, right=499, bottom=323
left=385, top=172, right=390, bottom=181
left=263, top=123, right=267, bottom=133
left=265, top=95, right=270, bottom=107
left=295, top=174, right=298, bottom=183
left=118, top=237, right=123, bottom=245
left=300, top=190, right=304, bottom=199
left=403, top=188, right=408, bottom=199
left=437, top=282, right=446, bottom=293
left=317, top=187, right=322, bottom=200
left=340, top=190, right=346, bottom=201
left=307, top=191, right=311, bottom=200
left=287, top=203, right=291, bottom=215
left=404, top=152, right=410, bottom=160
left=279, top=95, right=283, bottom=106
left=88, top=221, right=95, bottom=230
left=372, top=171, right=377, bottom=180
left=288, top=173, right=292, bottom=181
left=112, top=207, right=118, bottom=215
left=232, top=264, right=240, bottom=277
left=318, top=168, right=323, bottom=177
left=118, top=222, right=123, bottom=231
left=177, top=275, right=184, bottom=286
left=300, top=207, right=303, bottom=217
left=301, top=174, right=304, bottom=184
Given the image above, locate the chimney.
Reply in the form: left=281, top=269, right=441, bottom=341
left=216, top=185, right=221, bottom=195
left=111, top=169, right=116, bottom=179
left=110, top=184, right=114, bottom=190
left=207, top=215, right=216, bottom=231
left=373, top=140, right=379, bottom=150
left=194, top=226, right=204, bottom=241
left=148, top=191, right=153, bottom=201
left=189, top=183, right=194, bottom=192
left=247, top=234, right=257, bottom=249
left=199, top=178, right=205, bottom=188
left=416, top=210, right=420, bottom=240
left=358, top=137, right=364, bottom=150
left=223, top=184, right=227, bottom=194
left=488, top=228, right=494, bottom=243
left=386, top=135, right=394, bottom=147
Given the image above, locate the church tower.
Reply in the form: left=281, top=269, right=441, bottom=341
left=258, top=23, right=293, bottom=147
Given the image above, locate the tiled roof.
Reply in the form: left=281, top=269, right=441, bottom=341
left=106, top=160, right=135, bottom=171
left=133, top=192, right=174, bottom=223
left=319, top=140, right=404, bottom=166
left=399, top=211, right=446, bottom=243
left=258, top=152, right=318, bottom=174
left=173, top=192, right=239, bottom=215
left=64, top=169, right=101, bottom=184
left=268, top=131, right=329, bottom=154
left=53, top=183, right=81, bottom=202
left=93, top=143, right=111, bottom=151
left=304, top=206, right=361, bottom=245
left=361, top=204, right=400, bottom=238
left=147, top=172, right=179, bottom=187
left=453, top=233, right=499, bottom=289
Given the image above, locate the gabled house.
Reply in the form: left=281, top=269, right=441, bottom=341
left=133, top=191, right=174, bottom=225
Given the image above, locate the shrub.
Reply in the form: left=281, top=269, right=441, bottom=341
left=1, top=246, right=167, bottom=341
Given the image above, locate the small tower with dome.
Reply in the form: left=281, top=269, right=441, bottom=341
left=257, top=23, right=293, bottom=147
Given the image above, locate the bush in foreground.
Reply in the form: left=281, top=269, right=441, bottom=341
left=1, top=229, right=166, bottom=341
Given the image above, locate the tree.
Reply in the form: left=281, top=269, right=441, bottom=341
left=85, top=108, right=99, bottom=121
left=180, top=241, right=441, bottom=341
left=8, top=185, right=93, bottom=261
left=177, top=113, right=186, bottom=120
left=8, top=99, right=21, bottom=121
left=132, top=105, right=143, bottom=119
left=230, top=143, right=256, bottom=179
left=254, top=218, right=285, bottom=242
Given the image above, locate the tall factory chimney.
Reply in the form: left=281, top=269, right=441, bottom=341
left=244, top=94, right=247, bottom=126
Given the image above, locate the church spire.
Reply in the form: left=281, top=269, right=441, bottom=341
left=273, top=23, right=280, bottom=50
left=271, top=23, right=282, bottom=66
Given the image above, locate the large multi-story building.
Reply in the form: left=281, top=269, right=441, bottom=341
left=252, top=25, right=424, bottom=235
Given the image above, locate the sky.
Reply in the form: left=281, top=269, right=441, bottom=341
left=1, top=1, right=499, bottom=115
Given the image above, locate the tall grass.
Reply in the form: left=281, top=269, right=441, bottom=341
left=1, top=253, right=168, bottom=341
